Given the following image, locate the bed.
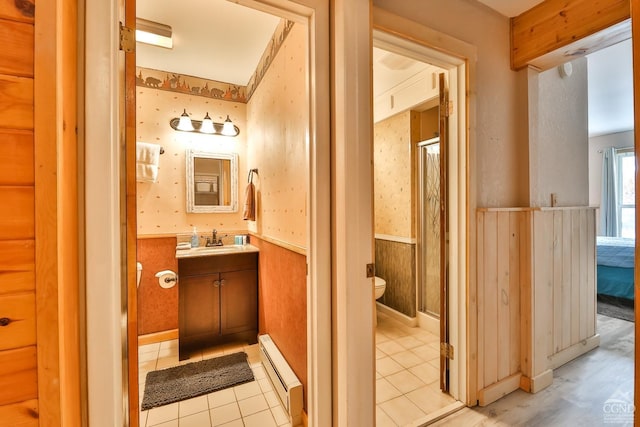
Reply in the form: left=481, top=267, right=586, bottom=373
left=596, top=236, right=635, bottom=300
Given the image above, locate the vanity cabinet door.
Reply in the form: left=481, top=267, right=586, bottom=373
left=220, top=269, right=258, bottom=336
left=179, top=274, right=220, bottom=353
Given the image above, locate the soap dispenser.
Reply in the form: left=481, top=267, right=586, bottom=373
left=191, top=227, right=199, bottom=248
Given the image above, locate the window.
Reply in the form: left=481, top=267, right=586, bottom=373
left=617, top=150, right=635, bottom=238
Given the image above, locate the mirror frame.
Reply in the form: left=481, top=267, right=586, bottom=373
left=186, top=149, right=238, bottom=213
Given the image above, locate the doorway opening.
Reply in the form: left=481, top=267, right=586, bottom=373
left=127, top=0, right=331, bottom=426
left=372, top=28, right=468, bottom=425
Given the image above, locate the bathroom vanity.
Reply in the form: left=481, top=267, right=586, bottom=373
left=176, top=245, right=258, bottom=360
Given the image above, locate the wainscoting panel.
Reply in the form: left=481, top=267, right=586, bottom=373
left=375, top=238, right=416, bottom=317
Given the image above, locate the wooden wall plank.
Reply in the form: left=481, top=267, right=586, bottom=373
left=0, top=74, right=32, bottom=130
left=570, top=210, right=580, bottom=346
left=0, top=399, right=38, bottom=427
left=586, top=210, right=596, bottom=338
left=532, top=211, right=552, bottom=375
left=519, top=210, right=532, bottom=379
left=483, top=212, right=498, bottom=387
left=0, top=0, right=34, bottom=24
left=0, top=187, right=34, bottom=240
left=552, top=211, right=563, bottom=355
left=508, top=212, right=521, bottom=376
left=0, top=130, right=34, bottom=185
left=0, top=240, right=34, bottom=272
left=0, top=271, right=35, bottom=295
left=510, top=0, right=630, bottom=70
left=0, top=292, right=36, bottom=351
left=0, top=346, right=37, bottom=406
left=496, top=211, right=510, bottom=381
left=476, top=212, right=485, bottom=391
left=0, top=19, right=33, bottom=77
left=578, top=210, right=588, bottom=341
left=561, top=210, right=572, bottom=351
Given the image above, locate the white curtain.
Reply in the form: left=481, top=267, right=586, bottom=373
left=601, top=147, right=618, bottom=236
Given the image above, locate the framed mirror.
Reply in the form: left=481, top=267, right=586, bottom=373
left=186, top=150, right=238, bottom=213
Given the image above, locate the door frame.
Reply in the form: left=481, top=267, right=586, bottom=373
left=84, top=0, right=331, bottom=426
left=373, top=7, right=477, bottom=404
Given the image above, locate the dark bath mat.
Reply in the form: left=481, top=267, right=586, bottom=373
left=141, top=351, right=254, bottom=411
left=597, top=295, right=634, bottom=323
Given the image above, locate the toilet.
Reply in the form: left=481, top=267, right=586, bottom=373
left=137, top=262, right=142, bottom=288
left=374, top=276, right=386, bottom=300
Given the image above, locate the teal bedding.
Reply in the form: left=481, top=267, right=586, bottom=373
left=597, top=236, right=635, bottom=301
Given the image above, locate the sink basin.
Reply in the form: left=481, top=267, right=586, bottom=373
left=176, top=244, right=258, bottom=259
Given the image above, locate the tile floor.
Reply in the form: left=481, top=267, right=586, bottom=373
left=138, top=340, right=291, bottom=427
left=375, top=311, right=457, bottom=426
left=138, top=312, right=456, bottom=427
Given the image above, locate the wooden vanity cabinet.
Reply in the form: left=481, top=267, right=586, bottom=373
left=178, top=252, right=258, bottom=360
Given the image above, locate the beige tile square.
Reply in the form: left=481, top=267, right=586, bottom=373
left=160, top=339, right=179, bottom=350
left=385, top=369, right=425, bottom=394
left=207, top=388, right=236, bottom=409
left=179, top=395, right=209, bottom=417
left=411, top=344, right=440, bottom=362
left=252, top=365, right=267, bottom=380
left=375, top=331, right=391, bottom=344
left=156, top=356, right=180, bottom=370
left=243, top=409, right=277, bottom=427
left=238, top=394, right=269, bottom=417
left=376, top=357, right=404, bottom=377
left=378, top=395, right=426, bottom=426
left=376, top=406, right=397, bottom=427
left=216, top=420, right=243, bottom=427
left=263, top=390, right=280, bottom=408
left=377, top=340, right=405, bottom=356
left=139, top=350, right=159, bottom=363
left=409, top=362, right=440, bottom=385
left=395, top=335, right=424, bottom=350
left=139, top=342, right=161, bottom=354
left=210, top=402, right=241, bottom=426
left=140, top=410, right=148, bottom=427
left=158, top=346, right=179, bottom=359
left=147, top=402, right=179, bottom=426
left=390, top=350, right=423, bottom=369
left=179, top=410, right=212, bottom=427
left=258, top=377, right=274, bottom=393
left=376, top=348, right=386, bottom=360
left=234, top=381, right=262, bottom=400
left=149, top=420, right=179, bottom=427
left=139, top=359, right=158, bottom=374
left=406, top=385, right=457, bottom=414
left=376, top=377, right=402, bottom=404
left=270, top=404, right=290, bottom=426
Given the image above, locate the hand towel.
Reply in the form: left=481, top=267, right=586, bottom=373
left=243, top=182, right=255, bottom=221
left=136, top=142, right=161, bottom=183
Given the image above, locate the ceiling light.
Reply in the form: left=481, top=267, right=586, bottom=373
left=170, top=110, right=240, bottom=137
left=136, top=18, right=173, bottom=49
left=176, top=109, right=194, bottom=131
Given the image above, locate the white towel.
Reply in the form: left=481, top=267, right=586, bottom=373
left=136, top=142, right=161, bottom=183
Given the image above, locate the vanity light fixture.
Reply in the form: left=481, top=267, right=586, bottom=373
left=170, top=110, right=240, bottom=137
left=136, top=18, right=173, bottom=49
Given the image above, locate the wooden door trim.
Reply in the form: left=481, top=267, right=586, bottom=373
left=34, top=0, right=82, bottom=425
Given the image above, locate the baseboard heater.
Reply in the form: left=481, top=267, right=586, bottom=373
left=258, top=334, right=303, bottom=426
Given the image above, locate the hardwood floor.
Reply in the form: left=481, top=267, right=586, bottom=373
left=434, top=314, right=634, bottom=427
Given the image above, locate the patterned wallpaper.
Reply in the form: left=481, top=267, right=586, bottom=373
left=374, top=110, right=420, bottom=239
left=136, top=87, right=248, bottom=235
left=245, top=24, right=308, bottom=248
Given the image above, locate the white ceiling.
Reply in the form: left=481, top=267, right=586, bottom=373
left=137, top=0, right=634, bottom=137
left=136, top=0, right=280, bottom=86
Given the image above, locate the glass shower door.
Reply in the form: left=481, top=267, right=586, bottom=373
left=418, top=139, right=441, bottom=317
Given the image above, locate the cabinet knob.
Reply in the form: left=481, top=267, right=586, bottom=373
left=213, top=280, right=220, bottom=287
left=220, top=279, right=226, bottom=286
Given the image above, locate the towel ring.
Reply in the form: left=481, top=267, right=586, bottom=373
left=248, top=168, right=258, bottom=183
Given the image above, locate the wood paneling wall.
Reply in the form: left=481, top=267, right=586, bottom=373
left=0, top=2, right=37, bottom=426
left=476, top=207, right=598, bottom=406
left=0, top=0, right=81, bottom=425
